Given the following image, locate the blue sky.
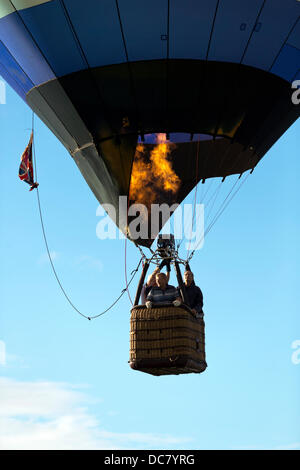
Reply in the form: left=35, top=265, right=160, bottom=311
left=0, top=79, right=299, bottom=450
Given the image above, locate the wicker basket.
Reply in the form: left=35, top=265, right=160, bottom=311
left=129, top=304, right=207, bottom=376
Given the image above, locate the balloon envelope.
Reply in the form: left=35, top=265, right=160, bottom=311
left=1, top=0, right=299, bottom=246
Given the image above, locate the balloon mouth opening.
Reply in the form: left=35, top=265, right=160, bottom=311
left=137, top=132, right=224, bottom=144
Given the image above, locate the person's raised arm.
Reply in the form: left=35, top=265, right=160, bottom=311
left=159, top=259, right=171, bottom=283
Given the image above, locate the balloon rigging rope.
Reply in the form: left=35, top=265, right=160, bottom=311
left=177, top=138, right=234, bottom=255
left=177, top=174, right=237, bottom=257
left=204, top=181, right=224, bottom=222
left=206, top=173, right=250, bottom=236
left=31, top=113, right=141, bottom=320
left=186, top=139, right=200, bottom=259
left=187, top=172, right=250, bottom=262
left=176, top=143, right=199, bottom=252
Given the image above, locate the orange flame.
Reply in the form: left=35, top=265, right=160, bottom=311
left=129, top=134, right=181, bottom=208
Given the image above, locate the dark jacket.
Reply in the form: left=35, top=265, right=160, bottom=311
left=181, top=281, right=203, bottom=314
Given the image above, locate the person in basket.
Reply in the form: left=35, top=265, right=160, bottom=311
left=146, top=273, right=182, bottom=308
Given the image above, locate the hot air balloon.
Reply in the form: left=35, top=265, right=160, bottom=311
left=1, top=0, right=299, bottom=375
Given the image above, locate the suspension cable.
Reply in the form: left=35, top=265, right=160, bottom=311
left=204, top=173, right=250, bottom=238
left=186, top=139, right=200, bottom=259
left=187, top=172, right=250, bottom=263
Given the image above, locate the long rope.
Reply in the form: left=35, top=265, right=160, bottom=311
left=31, top=113, right=141, bottom=320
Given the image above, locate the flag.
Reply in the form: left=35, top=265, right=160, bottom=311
left=18, top=132, right=39, bottom=191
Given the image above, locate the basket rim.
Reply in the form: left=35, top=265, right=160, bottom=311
left=131, top=303, right=195, bottom=316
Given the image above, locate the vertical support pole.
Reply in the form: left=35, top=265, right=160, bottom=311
left=134, top=260, right=150, bottom=306
left=174, top=261, right=189, bottom=306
